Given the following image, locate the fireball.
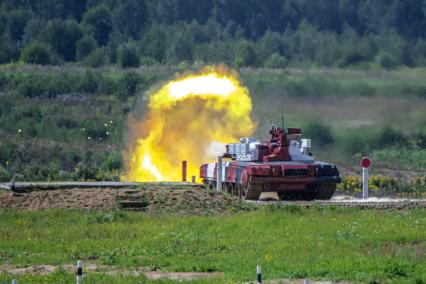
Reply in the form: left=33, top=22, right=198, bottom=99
left=122, top=65, right=254, bottom=182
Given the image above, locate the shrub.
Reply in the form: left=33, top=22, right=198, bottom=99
left=103, top=151, right=122, bottom=171
left=377, top=126, right=407, bottom=148
left=411, top=176, right=426, bottom=193
left=83, top=48, right=108, bottom=67
left=21, top=41, right=52, bottom=65
left=83, top=120, right=108, bottom=141
left=16, top=75, right=47, bottom=98
left=79, top=71, right=99, bottom=93
left=264, top=53, right=287, bottom=69
left=303, top=121, right=334, bottom=146
left=98, top=76, right=118, bottom=95
left=234, top=40, right=258, bottom=67
left=337, top=175, right=399, bottom=194
left=76, top=36, right=98, bottom=60
left=377, top=52, right=399, bottom=69
left=0, top=165, right=12, bottom=182
left=73, top=162, right=97, bottom=180
left=118, top=71, right=140, bottom=98
left=339, top=50, right=365, bottom=67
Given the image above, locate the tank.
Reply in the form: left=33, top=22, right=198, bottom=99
left=199, top=125, right=341, bottom=200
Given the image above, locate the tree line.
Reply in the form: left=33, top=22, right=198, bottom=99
left=1, top=0, right=426, bottom=68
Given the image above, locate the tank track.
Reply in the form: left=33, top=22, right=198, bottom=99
left=205, top=180, right=337, bottom=201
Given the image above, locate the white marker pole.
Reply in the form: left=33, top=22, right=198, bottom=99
left=256, top=265, right=262, bottom=284
left=362, top=167, right=369, bottom=200
left=12, top=279, right=17, bottom=284
left=217, top=156, right=223, bottom=192
left=76, top=260, right=83, bottom=284
left=304, top=279, right=311, bottom=284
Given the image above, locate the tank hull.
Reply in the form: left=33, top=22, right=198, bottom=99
left=200, top=161, right=341, bottom=200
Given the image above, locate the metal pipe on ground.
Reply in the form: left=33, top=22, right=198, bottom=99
left=217, top=156, right=223, bottom=192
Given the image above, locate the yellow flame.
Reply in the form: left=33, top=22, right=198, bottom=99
left=122, top=65, right=254, bottom=182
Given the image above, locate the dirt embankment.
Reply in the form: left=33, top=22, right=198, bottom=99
left=0, top=186, right=252, bottom=214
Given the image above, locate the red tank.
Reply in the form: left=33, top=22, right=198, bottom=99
left=200, top=126, right=341, bottom=200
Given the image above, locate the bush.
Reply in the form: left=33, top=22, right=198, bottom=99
left=118, top=71, right=140, bottom=98
left=337, top=175, right=399, bottom=195
left=234, top=40, right=258, bottom=67
left=83, top=48, right=109, bottom=67
left=377, top=52, right=399, bottom=69
left=0, top=165, right=12, bottom=182
left=21, top=41, right=51, bottom=65
left=79, top=71, right=99, bottom=93
left=76, top=36, right=98, bottom=60
left=339, top=50, right=365, bottom=67
left=264, top=53, right=287, bottom=69
left=98, top=76, right=118, bottom=95
left=377, top=126, right=407, bottom=148
left=16, top=75, right=47, bottom=98
left=117, top=42, right=140, bottom=68
left=303, top=121, right=334, bottom=146
left=103, top=151, right=122, bottom=171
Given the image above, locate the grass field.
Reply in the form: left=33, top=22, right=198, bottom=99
left=0, top=206, right=425, bottom=283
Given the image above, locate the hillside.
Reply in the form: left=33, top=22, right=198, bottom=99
left=1, top=64, right=426, bottom=186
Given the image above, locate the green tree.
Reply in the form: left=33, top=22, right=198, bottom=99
left=83, top=48, right=109, bottom=67
left=234, top=40, right=257, bottom=67
left=256, top=31, right=283, bottom=63
left=376, top=52, right=399, bottom=69
left=264, top=53, right=287, bottom=69
left=20, top=41, right=51, bottom=65
left=0, top=34, right=19, bottom=63
left=7, top=9, right=30, bottom=42
left=83, top=4, right=113, bottom=46
left=76, top=36, right=98, bottom=60
left=118, top=42, right=140, bottom=68
left=43, top=19, right=83, bottom=61
left=114, top=0, right=147, bottom=38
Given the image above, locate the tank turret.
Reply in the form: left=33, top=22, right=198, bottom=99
left=225, top=126, right=313, bottom=162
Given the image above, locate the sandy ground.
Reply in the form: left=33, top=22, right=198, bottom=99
left=0, top=263, right=350, bottom=283
left=0, top=263, right=222, bottom=280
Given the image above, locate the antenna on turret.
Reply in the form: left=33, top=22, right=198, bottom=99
left=281, top=93, right=285, bottom=130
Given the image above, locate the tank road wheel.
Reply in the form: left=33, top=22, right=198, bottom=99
left=226, top=183, right=234, bottom=195
left=240, top=183, right=248, bottom=199
left=208, top=181, right=215, bottom=191
left=316, top=183, right=336, bottom=200
left=232, top=183, right=240, bottom=197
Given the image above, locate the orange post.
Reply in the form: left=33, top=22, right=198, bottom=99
left=182, top=160, right=187, bottom=182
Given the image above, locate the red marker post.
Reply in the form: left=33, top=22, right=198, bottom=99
left=182, top=161, right=187, bottom=182
left=361, top=157, right=371, bottom=199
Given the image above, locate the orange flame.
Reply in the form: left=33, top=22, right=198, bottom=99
left=122, top=66, right=254, bottom=181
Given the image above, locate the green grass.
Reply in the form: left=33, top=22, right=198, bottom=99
left=0, top=207, right=425, bottom=283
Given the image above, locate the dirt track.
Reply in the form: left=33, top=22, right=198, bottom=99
left=0, top=186, right=252, bottom=214
left=1, top=184, right=426, bottom=212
